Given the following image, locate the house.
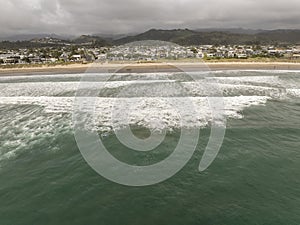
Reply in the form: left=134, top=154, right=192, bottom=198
left=30, top=57, right=42, bottom=64
left=97, top=54, right=107, bottom=60
left=3, top=56, right=20, bottom=64
left=70, top=55, right=82, bottom=61
left=206, top=53, right=215, bottom=58
left=59, top=53, right=69, bottom=62
left=237, top=54, right=248, bottom=59
left=196, top=51, right=204, bottom=58
left=292, top=54, right=300, bottom=59
left=227, top=51, right=235, bottom=58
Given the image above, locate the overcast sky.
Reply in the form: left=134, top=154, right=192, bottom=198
left=1, top=0, right=300, bottom=37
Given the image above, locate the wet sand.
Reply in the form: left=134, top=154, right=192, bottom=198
left=1, top=62, right=300, bottom=76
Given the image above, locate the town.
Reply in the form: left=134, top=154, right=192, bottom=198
left=1, top=42, right=300, bottom=66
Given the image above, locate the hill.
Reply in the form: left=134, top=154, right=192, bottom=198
left=255, top=30, right=300, bottom=45
left=114, top=29, right=197, bottom=45
left=114, top=29, right=300, bottom=46
left=72, top=35, right=111, bottom=47
left=1, top=29, right=300, bottom=50
left=0, top=35, right=110, bottom=50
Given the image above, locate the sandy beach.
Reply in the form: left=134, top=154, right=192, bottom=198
left=1, top=62, right=300, bottom=76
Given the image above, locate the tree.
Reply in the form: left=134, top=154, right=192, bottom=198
left=52, top=50, right=62, bottom=59
left=190, top=47, right=198, bottom=54
left=23, top=57, right=30, bottom=63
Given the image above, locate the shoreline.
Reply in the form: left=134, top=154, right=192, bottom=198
left=1, top=62, right=300, bottom=76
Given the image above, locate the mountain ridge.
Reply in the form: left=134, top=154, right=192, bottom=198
left=1, top=29, right=300, bottom=49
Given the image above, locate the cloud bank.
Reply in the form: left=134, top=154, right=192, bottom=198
left=0, top=0, right=299, bottom=37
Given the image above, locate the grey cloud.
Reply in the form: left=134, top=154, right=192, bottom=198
left=0, top=0, right=299, bottom=37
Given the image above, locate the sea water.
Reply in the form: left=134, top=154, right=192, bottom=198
left=0, top=70, right=299, bottom=224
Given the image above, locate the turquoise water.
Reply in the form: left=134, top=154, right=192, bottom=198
left=0, top=71, right=299, bottom=224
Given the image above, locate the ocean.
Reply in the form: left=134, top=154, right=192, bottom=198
left=0, top=70, right=299, bottom=224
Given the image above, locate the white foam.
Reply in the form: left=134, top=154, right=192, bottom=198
left=0, top=93, right=270, bottom=161
left=206, top=76, right=280, bottom=85
left=0, top=73, right=83, bottom=80
left=0, top=81, right=184, bottom=97
left=0, top=96, right=270, bottom=130
left=0, top=73, right=174, bottom=81
left=211, top=69, right=300, bottom=74
left=0, top=78, right=291, bottom=98
left=287, top=89, right=300, bottom=97
left=0, top=108, right=70, bottom=162
left=4, top=70, right=300, bottom=162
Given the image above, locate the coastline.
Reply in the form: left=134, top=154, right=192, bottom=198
left=1, top=62, right=300, bottom=76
